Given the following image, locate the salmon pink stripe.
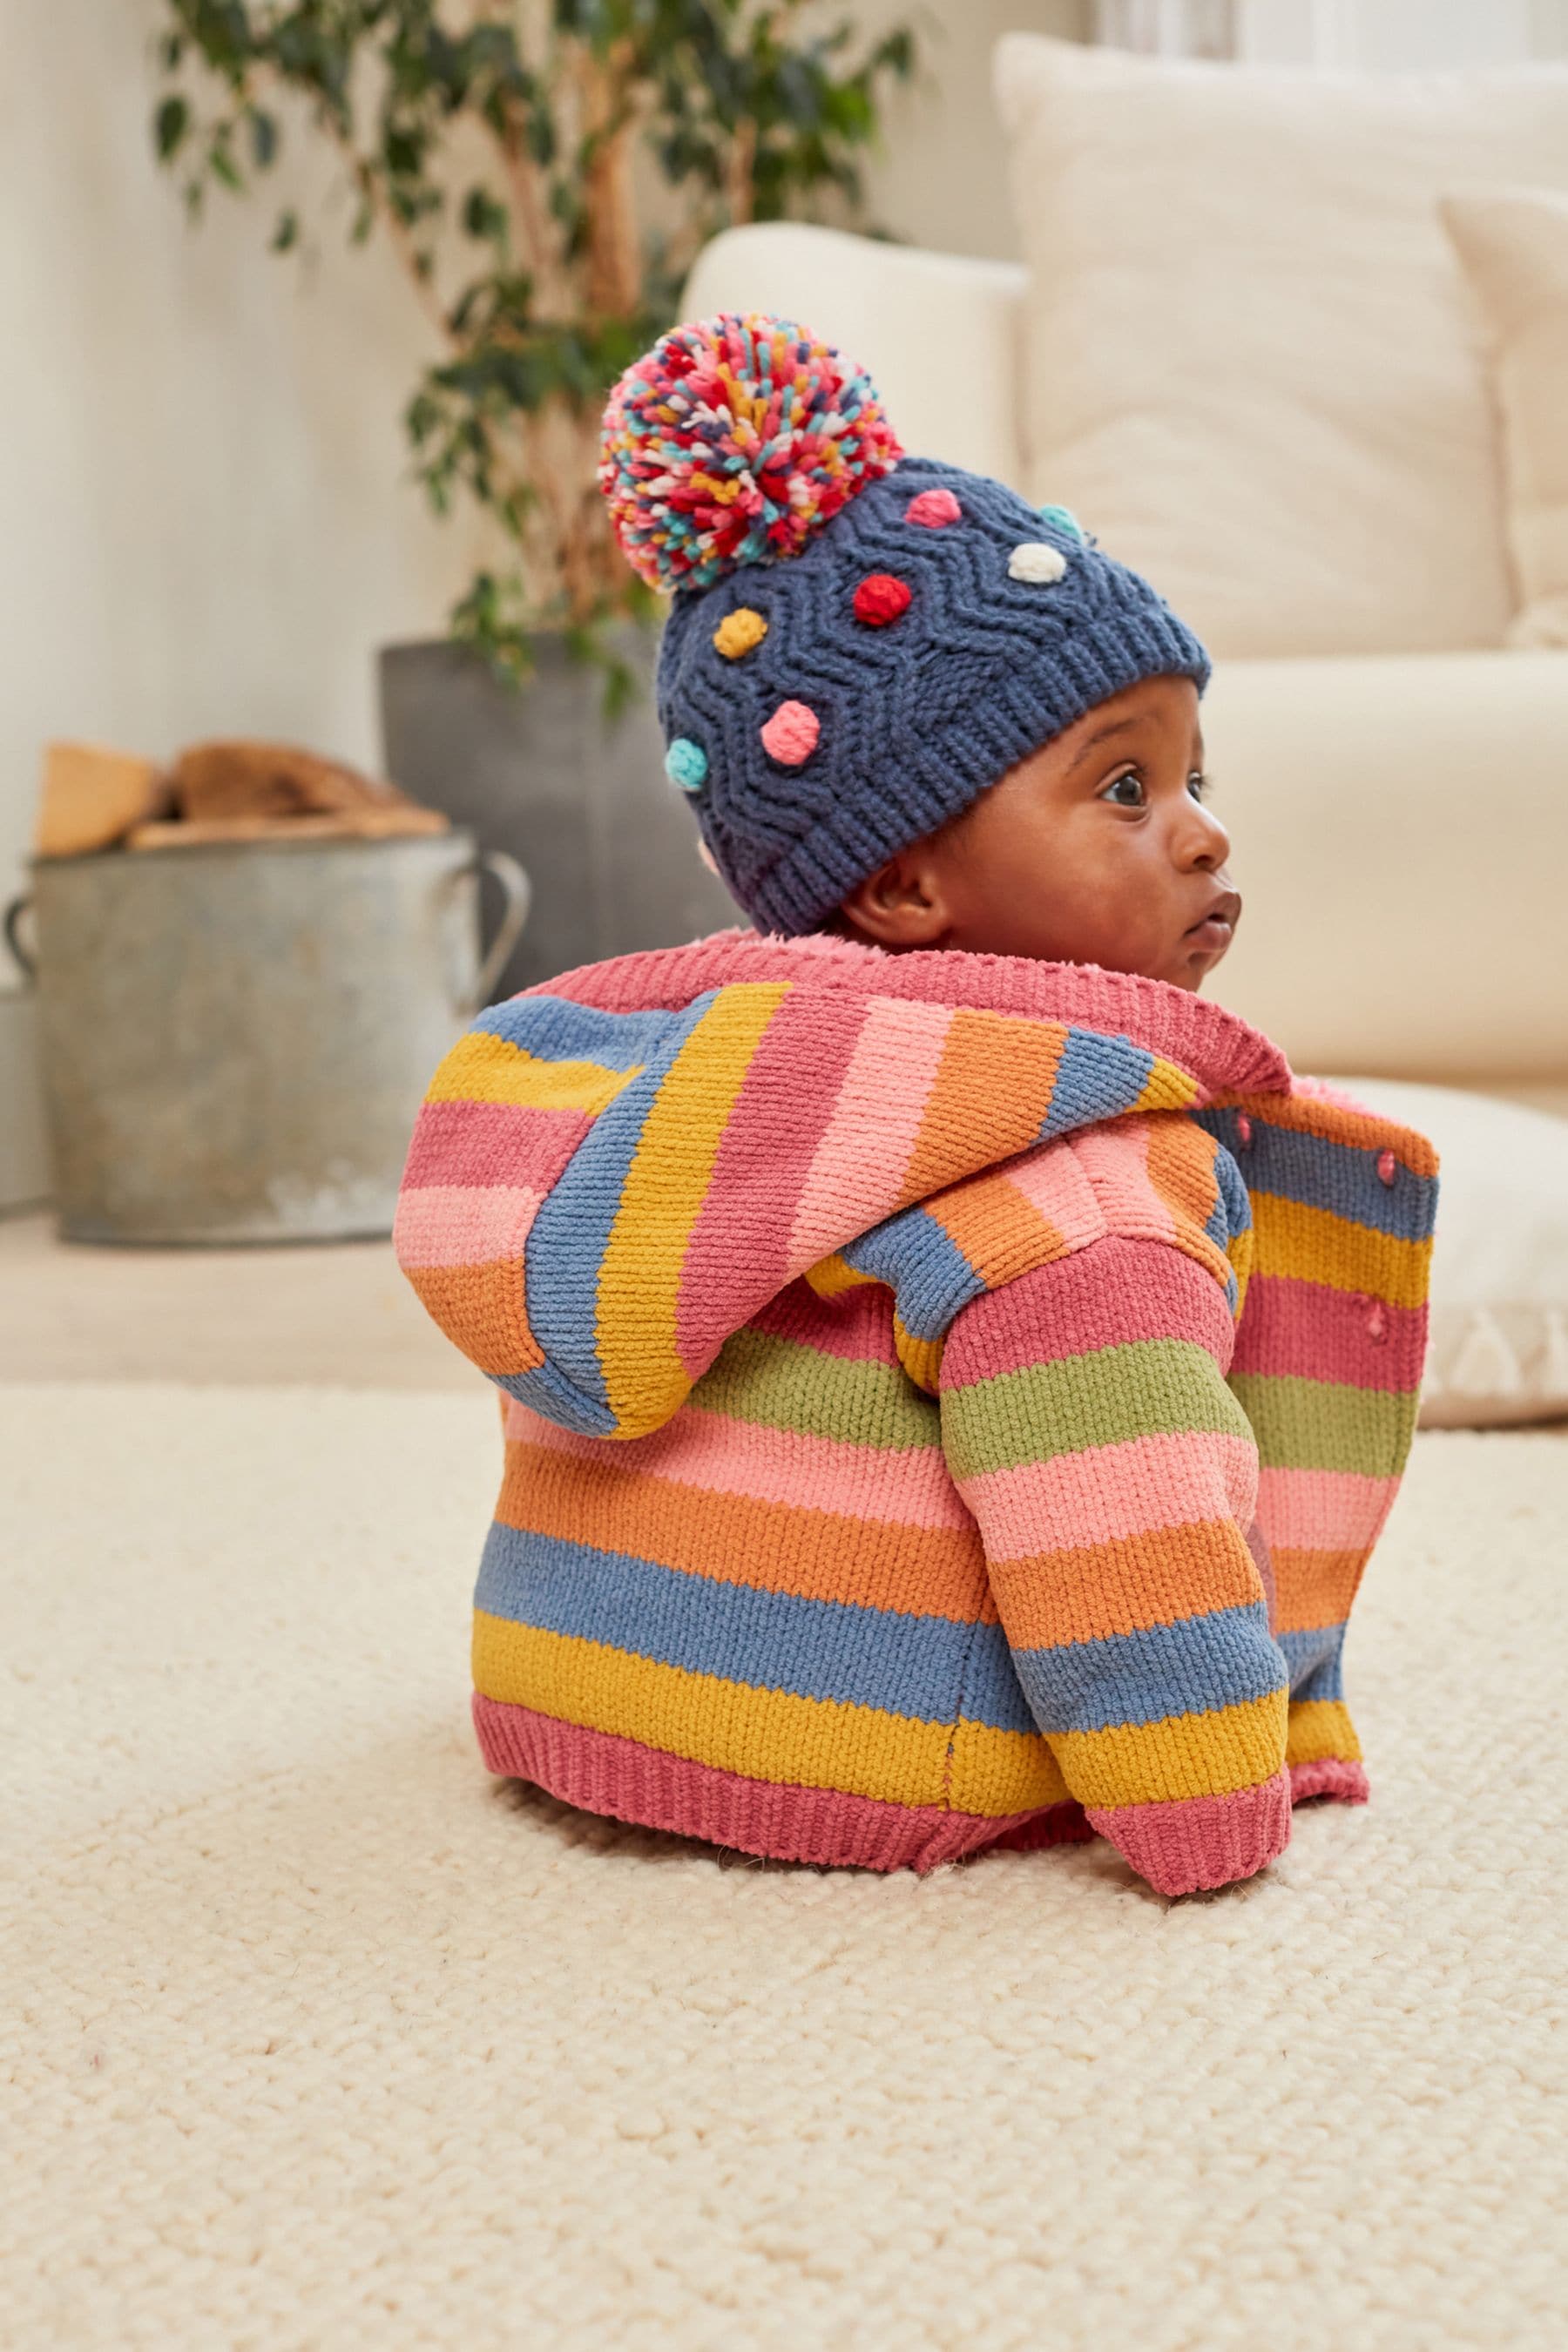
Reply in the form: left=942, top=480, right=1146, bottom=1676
left=394, top=1183, right=546, bottom=1269
left=788, top=996, right=954, bottom=1264
left=1067, top=1119, right=1181, bottom=1246
left=402, top=1098, right=591, bottom=1192
left=960, top=1429, right=1259, bottom=1558
left=1254, top=1465, right=1402, bottom=1552
left=749, top=1280, right=897, bottom=1362
left=942, top=1237, right=1236, bottom=1383
left=1003, top=1135, right=1107, bottom=1249
left=502, top=1396, right=969, bottom=1528
left=1232, top=1274, right=1426, bottom=1393
left=674, top=989, right=866, bottom=1377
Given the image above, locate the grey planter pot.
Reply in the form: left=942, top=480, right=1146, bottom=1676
left=379, top=627, right=741, bottom=997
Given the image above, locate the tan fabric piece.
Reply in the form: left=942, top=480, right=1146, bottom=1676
left=993, top=36, right=1568, bottom=659
left=1443, top=186, right=1568, bottom=648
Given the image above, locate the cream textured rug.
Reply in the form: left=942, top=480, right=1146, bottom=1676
left=3, top=1383, right=1564, bottom=2351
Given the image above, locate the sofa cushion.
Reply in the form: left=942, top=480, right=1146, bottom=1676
left=1328, top=1078, right=1568, bottom=1429
left=1443, top=186, right=1568, bottom=649
left=993, top=36, right=1568, bottom=660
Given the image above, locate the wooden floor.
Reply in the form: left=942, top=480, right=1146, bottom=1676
left=0, top=1210, right=477, bottom=1389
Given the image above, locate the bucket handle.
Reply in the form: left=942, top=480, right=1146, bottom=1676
left=464, top=848, right=531, bottom=1015
left=3, top=892, right=35, bottom=983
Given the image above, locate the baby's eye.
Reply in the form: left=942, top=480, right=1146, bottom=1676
left=1187, top=770, right=1210, bottom=801
left=1100, top=769, right=1146, bottom=808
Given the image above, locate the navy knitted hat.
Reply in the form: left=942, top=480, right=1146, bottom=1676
left=599, top=314, right=1210, bottom=937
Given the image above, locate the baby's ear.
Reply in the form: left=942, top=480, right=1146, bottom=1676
left=838, top=845, right=951, bottom=950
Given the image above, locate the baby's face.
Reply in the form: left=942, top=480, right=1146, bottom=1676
left=838, top=676, right=1239, bottom=990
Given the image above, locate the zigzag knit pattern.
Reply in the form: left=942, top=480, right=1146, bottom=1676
left=657, top=457, right=1211, bottom=935
left=396, top=935, right=1437, bottom=1897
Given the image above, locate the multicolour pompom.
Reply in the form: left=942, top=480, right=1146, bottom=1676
left=598, top=314, right=903, bottom=594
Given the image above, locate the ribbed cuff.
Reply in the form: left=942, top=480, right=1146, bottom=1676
left=1087, top=1768, right=1293, bottom=1896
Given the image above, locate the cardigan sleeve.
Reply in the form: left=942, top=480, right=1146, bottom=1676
left=939, top=1233, right=1293, bottom=1897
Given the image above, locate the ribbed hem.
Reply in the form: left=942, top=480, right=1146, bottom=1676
left=473, top=1694, right=1067, bottom=1876
left=1087, top=1769, right=1294, bottom=1897
left=1290, top=1756, right=1370, bottom=1806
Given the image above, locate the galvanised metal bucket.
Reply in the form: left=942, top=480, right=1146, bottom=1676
left=3, top=831, right=528, bottom=1244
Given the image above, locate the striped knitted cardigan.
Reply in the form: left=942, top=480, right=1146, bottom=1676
left=396, top=930, right=1436, bottom=1896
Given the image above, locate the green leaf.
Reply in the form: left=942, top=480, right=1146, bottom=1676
left=154, top=95, right=189, bottom=162
left=271, top=207, right=299, bottom=253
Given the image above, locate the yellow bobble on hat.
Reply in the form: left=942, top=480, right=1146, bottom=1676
left=713, top=606, right=768, bottom=659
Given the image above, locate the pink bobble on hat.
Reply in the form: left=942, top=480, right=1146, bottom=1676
left=760, top=700, right=821, bottom=767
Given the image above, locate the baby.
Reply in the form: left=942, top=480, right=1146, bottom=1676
left=397, top=314, right=1436, bottom=1896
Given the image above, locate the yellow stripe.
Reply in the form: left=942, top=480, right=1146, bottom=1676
left=948, top=1720, right=1070, bottom=1815
left=475, top=1612, right=952, bottom=1806
left=1051, top=1689, right=1288, bottom=1809
left=1135, top=1057, right=1200, bottom=1113
left=596, top=983, right=788, bottom=1435
left=426, top=1030, right=640, bottom=1116
left=804, top=1251, right=880, bottom=1301
left=1250, top=1191, right=1431, bottom=1310
left=893, top=1313, right=945, bottom=1397
left=1286, top=1697, right=1362, bottom=1767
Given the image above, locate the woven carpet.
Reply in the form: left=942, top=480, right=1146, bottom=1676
left=3, top=1383, right=1564, bottom=2350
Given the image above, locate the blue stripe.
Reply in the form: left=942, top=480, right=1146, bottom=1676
left=473, top=991, right=681, bottom=1071
left=476, top=1521, right=1036, bottom=1732
left=521, top=991, right=718, bottom=1411
left=1040, top=1028, right=1155, bottom=1140
left=1278, top=1623, right=1346, bottom=1703
left=1011, top=1601, right=1288, bottom=1734
left=1193, top=1109, right=1436, bottom=1243
left=844, top=1205, right=985, bottom=1341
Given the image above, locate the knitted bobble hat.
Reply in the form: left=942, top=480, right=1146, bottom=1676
left=598, top=312, right=1210, bottom=937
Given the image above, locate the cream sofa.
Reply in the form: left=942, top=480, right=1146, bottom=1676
left=683, top=220, right=1568, bottom=1423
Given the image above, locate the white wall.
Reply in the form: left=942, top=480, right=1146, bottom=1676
left=0, top=0, right=487, bottom=930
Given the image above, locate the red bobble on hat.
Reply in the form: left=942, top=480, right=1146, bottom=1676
left=853, top=573, right=913, bottom=626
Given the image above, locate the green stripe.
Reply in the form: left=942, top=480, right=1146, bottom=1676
left=943, top=1337, right=1249, bottom=1479
left=1229, top=1372, right=1417, bottom=1477
left=689, top=1328, right=941, bottom=1451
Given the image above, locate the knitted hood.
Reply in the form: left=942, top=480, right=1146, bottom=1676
left=398, top=930, right=1310, bottom=1442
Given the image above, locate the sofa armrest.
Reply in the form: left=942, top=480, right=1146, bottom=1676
left=681, top=224, right=1027, bottom=488
left=1204, top=652, right=1568, bottom=1082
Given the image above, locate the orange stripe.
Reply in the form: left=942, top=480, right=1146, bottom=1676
left=1143, top=1113, right=1222, bottom=1234
left=1271, top=1547, right=1369, bottom=1634
left=497, top=1441, right=995, bottom=1622
left=988, top=1519, right=1261, bottom=1648
left=899, top=1010, right=1066, bottom=1205
left=405, top=1259, right=542, bottom=1376
left=926, top=1167, right=1071, bottom=1291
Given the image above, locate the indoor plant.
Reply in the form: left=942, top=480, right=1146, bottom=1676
left=150, top=2, right=916, bottom=986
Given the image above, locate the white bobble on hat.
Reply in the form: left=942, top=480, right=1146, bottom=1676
left=1008, top=541, right=1070, bottom=585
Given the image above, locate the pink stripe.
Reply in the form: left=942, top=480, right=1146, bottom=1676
left=788, top=997, right=955, bottom=1263
left=1063, top=1118, right=1181, bottom=1246
left=1234, top=1274, right=1425, bottom=1396
left=1254, top=1466, right=1401, bottom=1552
left=394, top=1182, right=544, bottom=1269
left=472, top=1694, right=1061, bottom=1874
left=1003, top=1137, right=1107, bottom=1247
left=941, top=1238, right=1235, bottom=1385
left=750, top=1281, right=897, bottom=1362
left=674, top=990, right=865, bottom=1378
left=502, top=1397, right=970, bottom=1529
left=962, top=1430, right=1259, bottom=1558
left=402, top=1098, right=590, bottom=1192
left=1088, top=1768, right=1292, bottom=1896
